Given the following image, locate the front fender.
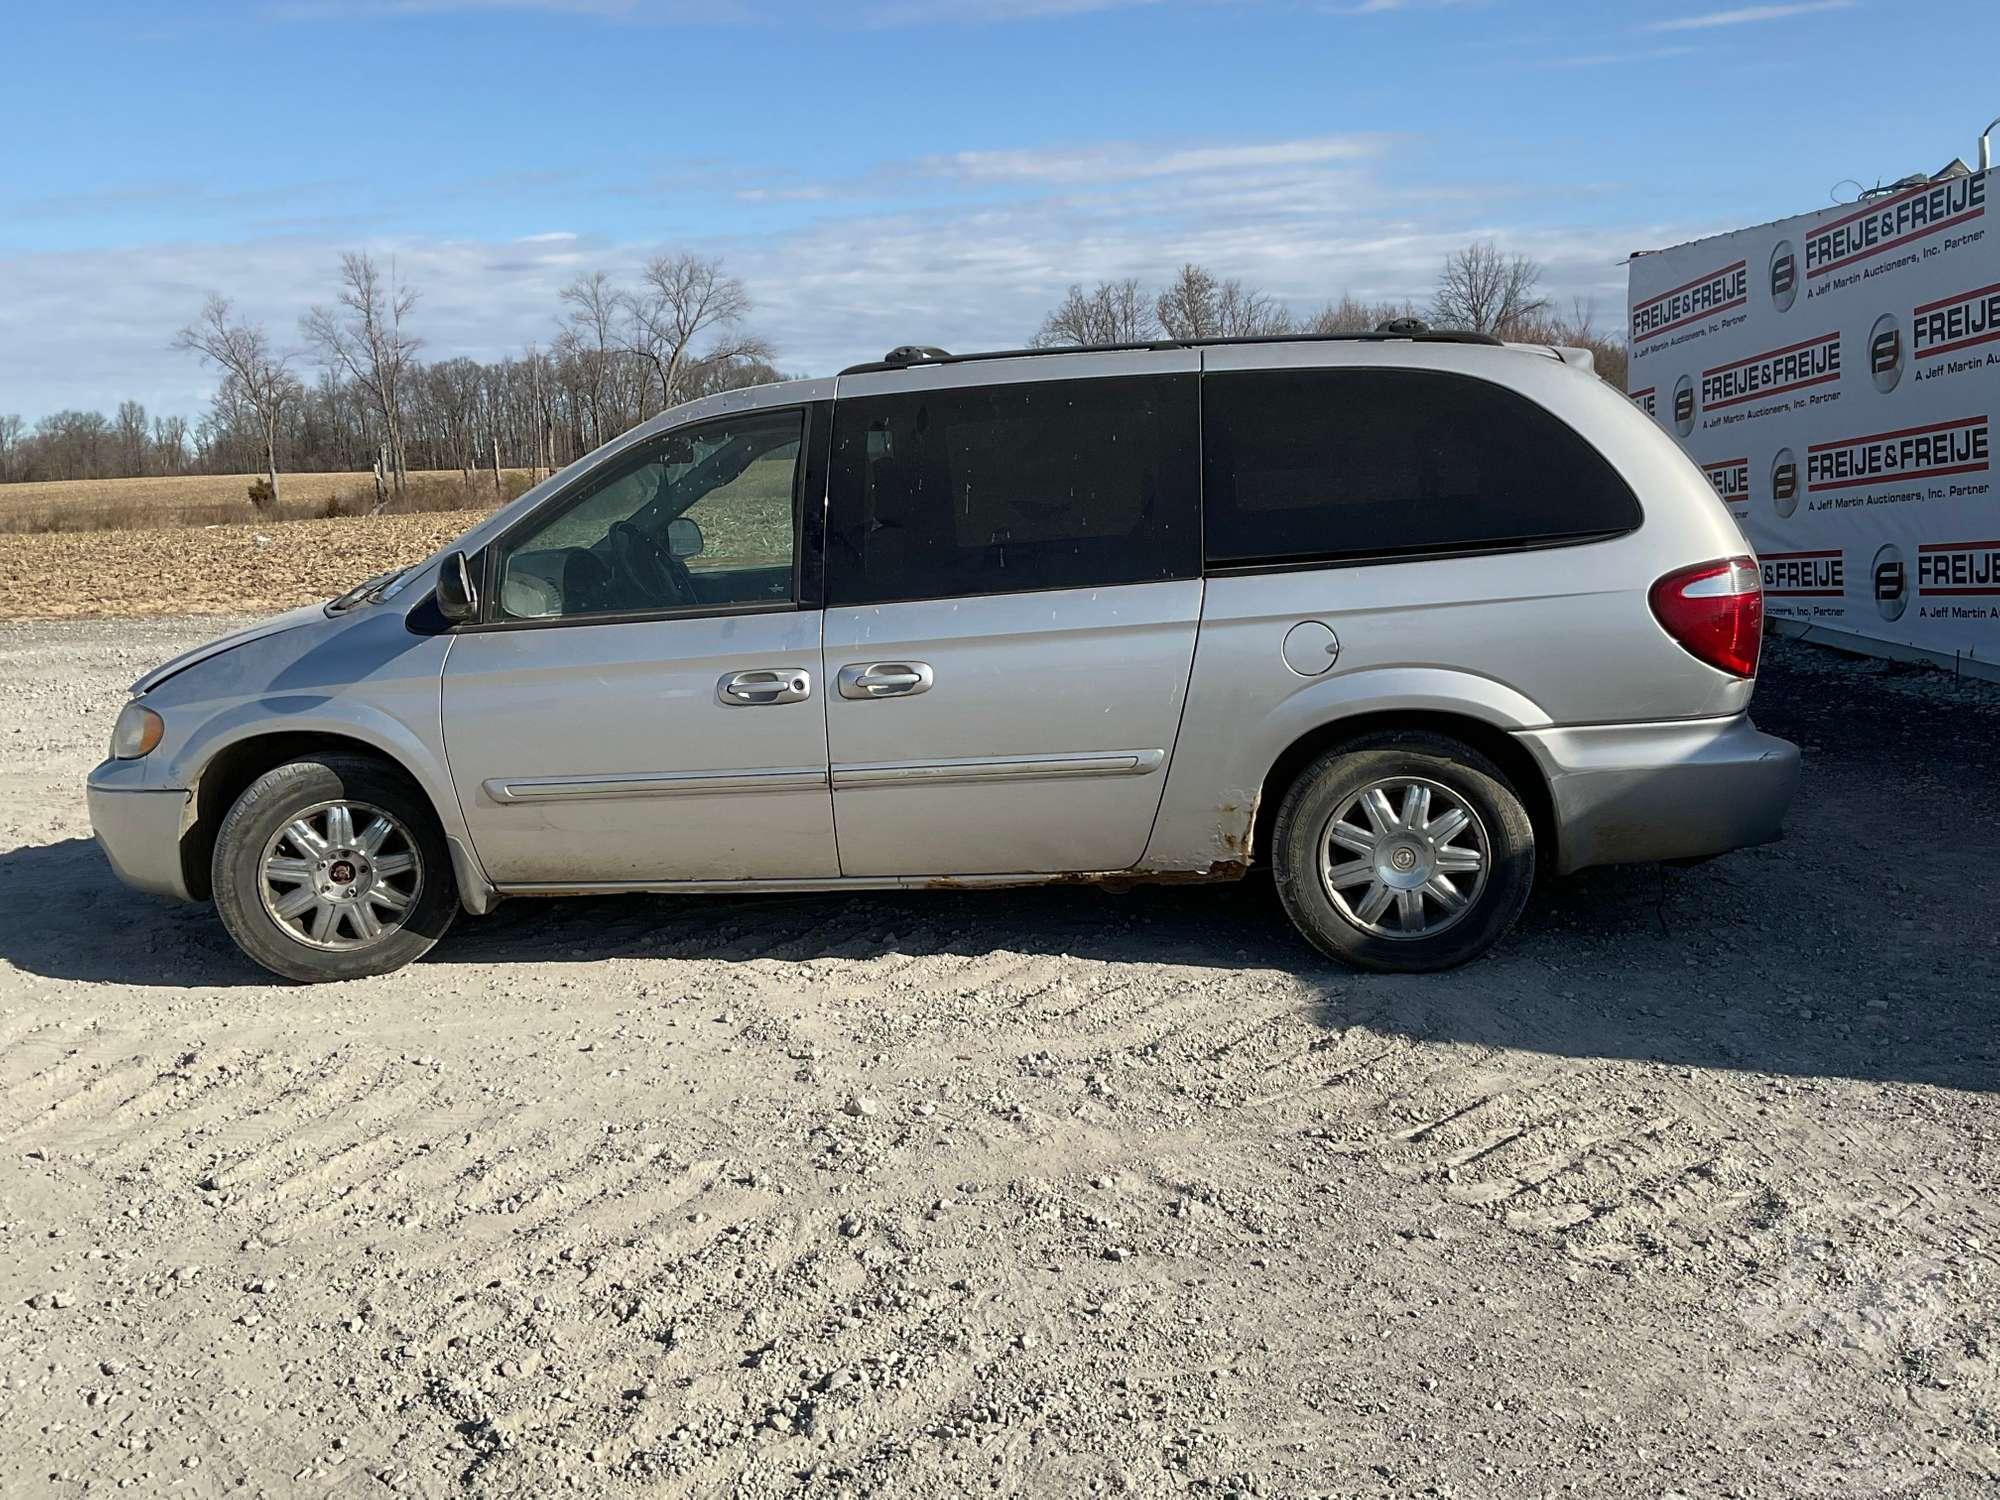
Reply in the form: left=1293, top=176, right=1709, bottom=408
left=174, top=696, right=460, bottom=837
left=136, top=607, right=498, bottom=912
left=170, top=696, right=500, bottom=916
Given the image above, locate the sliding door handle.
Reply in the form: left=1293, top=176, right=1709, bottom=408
left=718, top=668, right=812, bottom=706
left=838, top=662, right=934, bottom=700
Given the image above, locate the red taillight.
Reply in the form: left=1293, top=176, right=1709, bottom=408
left=1649, top=556, right=1763, bottom=677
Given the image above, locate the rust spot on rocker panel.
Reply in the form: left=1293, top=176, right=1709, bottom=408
left=921, top=862, right=1249, bottom=893
left=1215, top=788, right=1261, bottom=863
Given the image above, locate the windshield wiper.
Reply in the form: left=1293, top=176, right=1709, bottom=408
left=326, top=567, right=407, bottom=615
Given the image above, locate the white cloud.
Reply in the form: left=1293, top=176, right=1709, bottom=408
left=1644, top=1, right=1852, bottom=32
left=0, top=133, right=1668, bottom=421
left=922, top=135, right=1385, bottom=184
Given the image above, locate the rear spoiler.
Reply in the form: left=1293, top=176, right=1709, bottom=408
left=1500, top=341, right=1597, bottom=375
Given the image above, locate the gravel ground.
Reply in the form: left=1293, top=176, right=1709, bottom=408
left=0, top=619, right=1995, bottom=1498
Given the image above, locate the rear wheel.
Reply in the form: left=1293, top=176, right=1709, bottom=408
left=1271, top=732, right=1534, bottom=972
left=211, top=754, right=457, bottom=982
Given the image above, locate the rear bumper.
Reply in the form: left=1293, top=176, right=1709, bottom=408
left=1514, top=714, right=1801, bottom=875
left=87, top=763, right=194, bottom=901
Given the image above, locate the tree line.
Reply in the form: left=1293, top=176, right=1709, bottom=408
left=0, top=240, right=1626, bottom=498
left=1031, top=244, right=1627, bottom=387
left=0, top=249, right=780, bottom=503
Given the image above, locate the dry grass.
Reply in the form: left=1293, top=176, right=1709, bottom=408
left=0, top=510, right=489, bottom=620
left=0, top=469, right=536, bottom=535
left=0, top=455, right=798, bottom=620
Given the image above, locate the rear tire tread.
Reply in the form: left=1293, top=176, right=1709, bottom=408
left=1270, top=730, right=1535, bottom=973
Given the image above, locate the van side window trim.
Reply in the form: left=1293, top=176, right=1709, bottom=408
left=464, top=400, right=827, bottom=632
left=1202, top=525, right=1639, bottom=576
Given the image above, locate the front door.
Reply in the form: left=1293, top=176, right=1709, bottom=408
left=821, top=356, right=1203, bottom=877
left=443, top=402, right=836, bottom=886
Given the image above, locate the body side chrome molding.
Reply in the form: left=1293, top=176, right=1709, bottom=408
left=482, top=766, right=828, bottom=804
left=484, top=748, right=1164, bottom=804
left=831, top=748, right=1164, bottom=790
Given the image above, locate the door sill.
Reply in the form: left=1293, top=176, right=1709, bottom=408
left=491, top=864, right=1244, bottom=898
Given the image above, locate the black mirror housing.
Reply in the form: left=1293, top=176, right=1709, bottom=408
left=436, top=551, right=479, bottom=624
left=667, top=516, right=705, bottom=560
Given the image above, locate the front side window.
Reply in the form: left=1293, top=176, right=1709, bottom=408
left=1202, top=368, right=1643, bottom=567
left=825, top=374, right=1200, bottom=607
left=494, top=407, right=804, bottom=620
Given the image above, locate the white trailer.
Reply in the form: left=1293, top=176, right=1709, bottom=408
left=1627, top=131, right=1999, bottom=679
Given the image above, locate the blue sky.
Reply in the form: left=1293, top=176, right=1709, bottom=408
left=2, top=0, right=1992, bottom=422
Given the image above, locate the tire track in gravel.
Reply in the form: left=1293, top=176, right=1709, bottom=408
left=90, top=1048, right=383, bottom=1179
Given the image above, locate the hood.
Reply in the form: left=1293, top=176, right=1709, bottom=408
left=131, top=602, right=330, bottom=695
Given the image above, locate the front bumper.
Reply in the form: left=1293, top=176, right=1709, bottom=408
left=87, top=761, right=194, bottom=901
left=1514, top=714, right=1801, bottom=875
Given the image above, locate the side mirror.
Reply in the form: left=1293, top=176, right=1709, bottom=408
left=435, top=551, right=479, bottom=624
left=667, top=517, right=705, bottom=560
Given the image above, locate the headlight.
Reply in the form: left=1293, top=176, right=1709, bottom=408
left=111, top=702, right=164, bottom=760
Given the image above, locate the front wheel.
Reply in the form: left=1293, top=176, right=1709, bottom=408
left=211, top=754, right=457, bottom=982
left=1270, top=732, right=1534, bottom=973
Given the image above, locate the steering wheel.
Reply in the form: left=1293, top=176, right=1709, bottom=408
left=606, top=521, right=693, bottom=608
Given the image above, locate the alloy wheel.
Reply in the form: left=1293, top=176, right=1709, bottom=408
left=1318, top=777, right=1490, bottom=940
left=257, top=799, right=424, bottom=951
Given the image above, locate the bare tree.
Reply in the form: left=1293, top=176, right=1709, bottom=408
left=1031, top=278, right=1160, bottom=348
left=152, top=415, right=189, bottom=474
left=10, top=257, right=788, bottom=491
left=0, top=414, right=22, bottom=483
left=620, top=252, right=769, bottom=412
left=172, top=295, right=300, bottom=507
left=1155, top=264, right=1220, bottom=338
left=1431, top=241, right=1550, bottom=337
left=302, top=252, right=421, bottom=499
left=557, top=271, right=623, bottom=447
left=1303, top=294, right=1426, bottom=335
left=1155, top=263, right=1294, bottom=340
left=114, top=400, right=149, bottom=477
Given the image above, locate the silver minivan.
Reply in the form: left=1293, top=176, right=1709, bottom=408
left=88, top=332, right=1800, bottom=982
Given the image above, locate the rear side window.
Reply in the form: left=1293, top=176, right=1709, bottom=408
left=1202, top=368, right=1642, bottom=568
left=826, top=374, right=1199, bottom=606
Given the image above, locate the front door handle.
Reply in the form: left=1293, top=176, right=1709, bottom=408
left=718, top=668, right=812, bottom=707
left=837, top=661, right=934, bottom=700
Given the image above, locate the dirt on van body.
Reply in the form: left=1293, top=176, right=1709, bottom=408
left=0, top=620, right=1994, bottom=1498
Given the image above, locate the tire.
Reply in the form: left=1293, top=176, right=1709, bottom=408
left=1270, top=731, right=1534, bottom=973
left=211, top=754, right=457, bottom=982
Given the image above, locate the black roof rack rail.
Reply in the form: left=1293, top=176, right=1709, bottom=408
left=837, top=328, right=1505, bottom=377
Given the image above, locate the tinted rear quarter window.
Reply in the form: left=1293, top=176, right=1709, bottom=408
left=826, top=374, right=1200, bottom=606
left=1203, top=367, right=1641, bottom=567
